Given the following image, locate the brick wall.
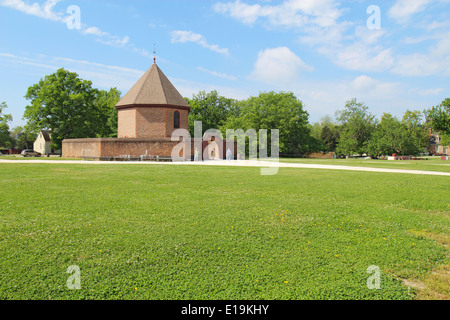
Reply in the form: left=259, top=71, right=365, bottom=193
left=135, top=107, right=166, bottom=138
left=100, top=138, right=180, bottom=157
left=62, top=139, right=103, bottom=158
left=63, top=137, right=236, bottom=160
left=436, top=145, right=449, bottom=155
left=63, top=138, right=187, bottom=159
left=118, top=109, right=136, bottom=138
left=165, top=108, right=189, bottom=138
left=308, top=152, right=336, bottom=159
left=119, top=107, right=189, bottom=139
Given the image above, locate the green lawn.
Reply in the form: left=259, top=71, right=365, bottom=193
left=3, top=154, right=449, bottom=172
left=0, top=164, right=448, bottom=300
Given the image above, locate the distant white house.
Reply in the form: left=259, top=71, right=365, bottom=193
left=34, top=130, right=61, bottom=155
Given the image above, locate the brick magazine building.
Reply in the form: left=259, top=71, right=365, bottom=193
left=62, top=62, right=235, bottom=161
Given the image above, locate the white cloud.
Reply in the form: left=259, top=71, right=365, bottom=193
left=298, top=22, right=351, bottom=47
left=214, top=0, right=263, bottom=25
left=0, top=52, right=144, bottom=91
left=299, top=21, right=395, bottom=73
left=1, top=52, right=245, bottom=99
left=409, top=87, right=445, bottom=96
left=0, top=52, right=59, bottom=70
left=392, top=31, right=450, bottom=76
left=51, top=56, right=147, bottom=90
left=197, top=67, right=237, bottom=81
left=392, top=53, right=450, bottom=76
left=83, top=26, right=108, bottom=37
left=388, top=0, right=433, bottom=24
left=402, top=33, right=440, bottom=45
left=172, top=77, right=251, bottom=101
left=324, top=43, right=395, bottom=72
left=424, top=19, right=450, bottom=31
left=1, top=0, right=145, bottom=55
left=291, top=75, right=411, bottom=121
left=170, top=30, right=230, bottom=55
left=81, top=26, right=130, bottom=48
left=351, top=75, right=401, bottom=98
left=98, top=35, right=130, bottom=48
left=216, top=0, right=398, bottom=75
left=354, top=25, right=386, bottom=45
left=52, top=56, right=143, bottom=76
left=430, top=31, right=450, bottom=56
left=215, top=0, right=449, bottom=78
left=214, top=0, right=343, bottom=28
left=285, top=0, right=343, bottom=27
left=249, top=47, right=313, bottom=85
left=0, top=0, right=64, bottom=21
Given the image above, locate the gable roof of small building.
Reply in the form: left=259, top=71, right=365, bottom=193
left=115, top=63, right=190, bottom=110
left=40, top=130, right=51, bottom=142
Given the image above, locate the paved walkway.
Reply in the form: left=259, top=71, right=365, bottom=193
left=1, top=159, right=450, bottom=176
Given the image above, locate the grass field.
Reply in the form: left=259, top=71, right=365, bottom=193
left=0, top=163, right=449, bottom=300
left=2, top=154, right=449, bottom=172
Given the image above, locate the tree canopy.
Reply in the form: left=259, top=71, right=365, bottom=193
left=23, top=68, right=121, bottom=149
left=222, top=91, right=313, bottom=155
left=0, top=102, right=13, bottom=148
left=93, top=87, right=122, bottom=138
left=186, top=90, right=240, bottom=137
left=335, top=99, right=377, bottom=156
left=367, top=113, right=425, bottom=156
left=425, top=98, right=450, bottom=135
left=9, top=126, right=35, bottom=150
left=320, top=124, right=340, bottom=152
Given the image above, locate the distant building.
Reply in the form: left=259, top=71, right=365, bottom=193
left=436, top=144, right=448, bottom=155
left=429, top=130, right=449, bottom=155
left=34, top=130, right=61, bottom=155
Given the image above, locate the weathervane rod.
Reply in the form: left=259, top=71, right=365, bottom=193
left=153, top=44, right=156, bottom=64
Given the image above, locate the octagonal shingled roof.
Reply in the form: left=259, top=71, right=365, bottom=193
left=115, top=63, right=190, bottom=110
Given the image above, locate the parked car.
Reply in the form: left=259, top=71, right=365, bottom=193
left=21, top=149, right=41, bottom=157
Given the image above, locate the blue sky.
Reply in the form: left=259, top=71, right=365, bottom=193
left=1, top=0, right=450, bottom=129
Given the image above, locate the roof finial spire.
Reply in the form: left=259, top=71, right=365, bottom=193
left=153, top=44, right=156, bottom=64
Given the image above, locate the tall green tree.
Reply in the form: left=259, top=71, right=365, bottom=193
left=93, top=87, right=121, bottom=138
left=367, top=111, right=428, bottom=156
left=187, top=90, right=240, bottom=136
left=24, top=68, right=120, bottom=149
left=425, top=98, right=450, bottom=135
left=309, top=116, right=334, bottom=141
left=367, top=114, right=408, bottom=156
left=401, top=110, right=428, bottom=154
left=10, top=126, right=36, bottom=150
left=335, top=99, right=377, bottom=156
left=223, top=91, right=312, bottom=155
left=0, top=102, right=13, bottom=148
left=309, top=122, right=322, bottom=141
left=320, top=124, right=340, bottom=152
left=308, top=116, right=338, bottom=152
left=440, top=133, right=450, bottom=146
